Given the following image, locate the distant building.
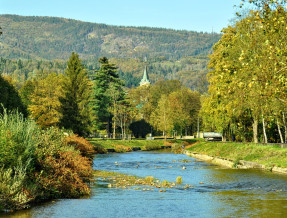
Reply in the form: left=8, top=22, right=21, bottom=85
left=139, top=65, right=150, bottom=86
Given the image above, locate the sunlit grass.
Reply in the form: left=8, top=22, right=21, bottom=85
left=187, top=141, right=287, bottom=168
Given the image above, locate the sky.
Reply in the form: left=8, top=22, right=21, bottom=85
left=0, top=0, right=242, bottom=33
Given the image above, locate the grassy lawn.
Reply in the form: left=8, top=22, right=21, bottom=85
left=187, top=141, right=287, bottom=168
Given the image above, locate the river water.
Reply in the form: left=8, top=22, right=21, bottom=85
left=5, top=151, right=287, bottom=217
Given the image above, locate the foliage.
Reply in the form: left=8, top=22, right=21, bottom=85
left=28, top=73, right=63, bottom=128
left=129, top=80, right=200, bottom=137
left=0, top=110, right=37, bottom=172
left=0, top=15, right=221, bottom=60
left=0, top=167, right=32, bottom=211
left=88, top=138, right=164, bottom=150
left=114, top=145, right=132, bottom=153
left=203, top=1, right=287, bottom=143
left=93, top=56, right=126, bottom=135
left=0, top=15, right=220, bottom=91
left=129, top=119, right=152, bottom=138
left=0, top=110, right=93, bottom=211
left=0, top=75, right=27, bottom=116
left=141, top=143, right=162, bottom=151
left=59, top=52, right=94, bottom=136
left=35, top=150, right=92, bottom=199
left=65, top=135, right=95, bottom=159
left=19, top=80, right=35, bottom=111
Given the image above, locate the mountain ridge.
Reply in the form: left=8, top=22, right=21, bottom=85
left=0, top=14, right=221, bottom=61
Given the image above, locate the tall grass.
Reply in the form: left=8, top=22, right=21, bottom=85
left=0, top=110, right=93, bottom=212
left=0, top=110, right=38, bottom=172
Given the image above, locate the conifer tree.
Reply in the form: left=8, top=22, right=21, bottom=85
left=59, top=52, right=94, bottom=136
left=93, top=57, right=124, bottom=134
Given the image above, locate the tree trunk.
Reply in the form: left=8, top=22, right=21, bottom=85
left=222, top=130, right=227, bottom=142
left=163, top=131, right=167, bottom=141
left=106, top=117, right=110, bottom=138
left=197, top=116, right=200, bottom=138
left=253, top=118, right=258, bottom=144
left=262, top=114, right=268, bottom=143
left=113, top=99, right=116, bottom=139
left=277, top=119, right=284, bottom=143
left=283, top=112, right=287, bottom=143
left=113, top=119, right=116, bottom=139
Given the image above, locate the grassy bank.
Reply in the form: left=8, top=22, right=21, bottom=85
left=187, top=141, right=287, bottom=168
left=89, top=138, right=196, bottom=153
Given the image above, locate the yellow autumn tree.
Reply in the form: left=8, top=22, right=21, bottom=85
left=29, top=73, right=63, bottom=128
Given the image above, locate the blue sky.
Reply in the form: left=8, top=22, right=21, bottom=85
left=0, top=0, right=242, bottom=33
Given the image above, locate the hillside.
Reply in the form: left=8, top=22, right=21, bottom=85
left=0, top=14, right=221, bottom=60
left=0, top=14, right=221, bottom=91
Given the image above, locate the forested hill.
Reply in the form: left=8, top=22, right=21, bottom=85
left=0, top=14, right=221, bottom=60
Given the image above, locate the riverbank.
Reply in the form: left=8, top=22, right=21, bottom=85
left=185, top=140, right=287, bottom=175
left=88, top=138, right=196, bottom=152
left=0, top=111, right=97, bottom=213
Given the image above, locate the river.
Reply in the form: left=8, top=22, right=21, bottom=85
left=4, top=150, right=287, bottom=217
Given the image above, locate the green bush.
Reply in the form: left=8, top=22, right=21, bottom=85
left=142, top=143, right=162, bottom=151
left=0, top=110, right=93, bottom=212
left=0, top=110, right=38, bottom=172
left=0, top=166, right=33, bottom=211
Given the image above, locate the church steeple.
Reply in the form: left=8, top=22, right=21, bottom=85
left=139, top=58, right=150, bottom=86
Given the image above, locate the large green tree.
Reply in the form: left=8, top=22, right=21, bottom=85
left=0, top=75, right=27, bottom=116
left=59, top=52, right=94, bottom=136
left=93, top=57, right=124, bottom=134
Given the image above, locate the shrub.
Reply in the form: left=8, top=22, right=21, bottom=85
left=114, top=145, right=132, bottom=153
left=35, top=150, right=92, bottom=199
left=0, top=167, right=33, bottom=211
left=163, top=141, right=172, bottom=146
left=0, top=110, right=38, bottom=173
left=171, top=143, right=183, bottom=154
left=34, top=128, right=93, bottom=199
left=0, top=110, right=94, bottom=211
left=65, top=135, right=95, bottom=159
left=142, top=144, right=162, bottom=151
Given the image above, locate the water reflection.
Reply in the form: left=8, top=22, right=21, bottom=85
left=4, top=151, right=287, bottom=218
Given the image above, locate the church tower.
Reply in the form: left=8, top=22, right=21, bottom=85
left=139, top=65, right=150, bottom=86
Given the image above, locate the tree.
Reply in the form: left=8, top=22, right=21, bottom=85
left=169, top=88, right=201, bottom=136
left=28, top=73, right=62, bottom=128
left=204, top=1, right=287, bottom=143
left=59, top=52, right=94, bottom=136
left=93, top=57, right=123, bottom=134
left=150, top=94, right=173, bottom=139
left=129, top=119, right=152, bottom=138
left=19, top=80, right=35, bottom=111
left=0, top=75, right=27, bottom=116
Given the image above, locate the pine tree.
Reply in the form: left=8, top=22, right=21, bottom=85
left=93, top=57, right=123, bottom=134
left=59, top=52, right=94, bottom=136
